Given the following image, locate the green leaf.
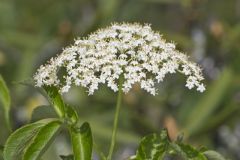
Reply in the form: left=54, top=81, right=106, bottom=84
left=132, top=130, right=224, bottom=160
left=176, top=143, right=207, bottom=160
left=3, top=122, right=45, bottom=160
left=43, top=86, right=65, bottom=118
left=203, top=151, right=226, bottom=160
left=59, top=155, right=74, bottom=160
left=65, top=105, right=79, bottom=125
left=30, top=105, right=57, bottom=122
left=0, top=75, right=11, bottom=131
left=23, top=120, right=62, bottom=160
left=70, top=122, right=93, bottom=160
left=3, top=119, right=62, bottom=160
left=135, top=129, right=170, bottom=160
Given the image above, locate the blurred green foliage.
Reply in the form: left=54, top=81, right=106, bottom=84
left=0, top=0, right=240, bottom=159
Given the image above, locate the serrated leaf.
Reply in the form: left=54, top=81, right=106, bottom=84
left=23, top=120, right=62, bottom=160
left=43, top=86, right=65, bottom=118
left=135, top=129, right=170, bottom=160
left=60, top=155, right=74, bottom=160
left=203, top=151, right=226, bottom=160
left=3, top=122, right=45, bottom=160
left=176, top=143, right=207, bottom=160
left=168, top=142, right=187, bottom=158
left=70, top=122, right=93, bottom=160
left=0, top=75, right=11, bottom=131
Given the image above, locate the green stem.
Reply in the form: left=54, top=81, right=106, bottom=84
left=107, top=76, right=123, bottom=160
left=94, top=142, right=107, bottom=160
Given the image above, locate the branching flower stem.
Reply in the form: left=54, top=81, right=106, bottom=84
left=107, top=75, right=124, bottom=160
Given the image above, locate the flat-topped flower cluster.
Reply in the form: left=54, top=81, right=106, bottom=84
left=34, top=23, right=205, bottom=95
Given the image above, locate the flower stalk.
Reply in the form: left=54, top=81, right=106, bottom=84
left=107, top=75, right=123, bottom=160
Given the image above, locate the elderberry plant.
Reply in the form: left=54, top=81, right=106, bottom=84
left=0, top=23, right=226, bottom=160
left=34, top=23, right=205, bottom=95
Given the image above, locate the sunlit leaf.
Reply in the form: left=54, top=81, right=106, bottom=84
left=3, top=122, right=45, bottom=160
left=135, top=129, right=170, bottom=160
left=70, top=122, right=93, bottom=160
left=23, top=120, right=62, bottom=160
left=3, top=119, right=62, bottom=160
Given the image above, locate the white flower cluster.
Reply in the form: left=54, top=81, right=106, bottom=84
left=34, top=23, right=205, bottom=95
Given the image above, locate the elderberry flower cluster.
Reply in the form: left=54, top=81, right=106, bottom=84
left=34, top=23, right=205, bottom=95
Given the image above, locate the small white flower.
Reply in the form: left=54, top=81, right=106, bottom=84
left=34, top=23, right=205, bottom=95
left=197, top=83, right=206, bottom=93
left=61, top=85, right=71, bottom=93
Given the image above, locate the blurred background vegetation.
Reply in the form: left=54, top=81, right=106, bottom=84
left=0, top=0, right=240, bottom=159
